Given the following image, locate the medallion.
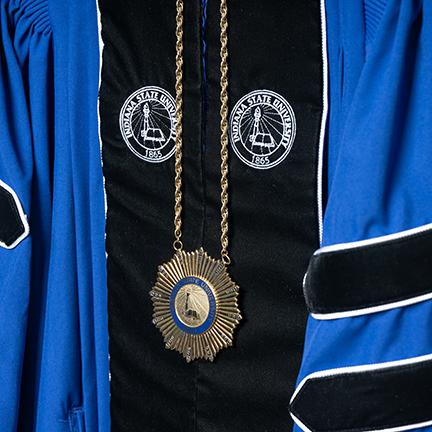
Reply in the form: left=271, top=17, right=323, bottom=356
left=150, top=248, right=241, bottom=362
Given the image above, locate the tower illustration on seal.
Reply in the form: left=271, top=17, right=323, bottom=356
left=183, top=290, right=200, bottom=321
left=140, top=102, right=165, bottom=148
left=249, top=106, right=276, bottom=154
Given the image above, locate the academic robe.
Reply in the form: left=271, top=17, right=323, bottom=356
left=1, top=0, right=432, bottom=431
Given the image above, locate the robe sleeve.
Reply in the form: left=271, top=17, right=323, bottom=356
left=0, top=1, right=45, bottom=428
left=0, top=1, right=109, bottom=431
left=291, top=1, right=432, bottom=431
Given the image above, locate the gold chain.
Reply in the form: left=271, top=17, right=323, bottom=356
left=173, top=0, right=184, bottom=251
left=173, top=0, right=231, bottom=265
left=219, top=0, right=230, bottom=265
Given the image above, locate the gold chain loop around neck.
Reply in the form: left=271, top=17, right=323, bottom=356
left=219, top=0, right=230, bottom=265
left=173, top=0, right=184, bottom=251
left=173, top=0, right=231, bottom=265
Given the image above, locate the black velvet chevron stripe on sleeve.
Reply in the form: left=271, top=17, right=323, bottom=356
left=304, top=227, right=432, bottom=317
left=290, top=356, right=432, bottom=432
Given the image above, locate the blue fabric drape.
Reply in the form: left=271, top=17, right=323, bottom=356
left=294, top=1, right=432, bottom=431
left=0, top=0, right=109, bottom=430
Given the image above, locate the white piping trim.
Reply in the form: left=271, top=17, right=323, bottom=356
left=0, top=179, right=30, bottom=249
left=315, top=222, right=432, bottom=255
left=290, top=353, right=432, bottom=432
left=95, top=0, right=111, bottom=391
left=311, top=291, right=432, bottom=320
left=291, top=412, right=313, bottom=432
left=317, top=0, right=329, bottom=244
left=95, top=0, right=107, bottom=221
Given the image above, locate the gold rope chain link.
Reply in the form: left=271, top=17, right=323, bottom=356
left=173, top=0, right=231, bottom=266
left=173, top=0, right=184, bottom=252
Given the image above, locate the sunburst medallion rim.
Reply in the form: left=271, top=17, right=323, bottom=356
left=150, top=248, right=242, bottom=362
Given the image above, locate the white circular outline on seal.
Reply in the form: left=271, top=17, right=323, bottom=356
left=229, top=89, right=297, bottom=170
left=119, top=85, right=176, bottom=163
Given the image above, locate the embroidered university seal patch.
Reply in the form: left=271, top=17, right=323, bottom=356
left=119, top=86, right=176, bottom=162
left=230, top=90, right=296, bottom=169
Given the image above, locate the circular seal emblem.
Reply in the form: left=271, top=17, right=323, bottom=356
left=171, top=276, right=217, bottom=334
left=230, top=90, right=296, bottom=169
left=119, top=86, right=176, bottom=162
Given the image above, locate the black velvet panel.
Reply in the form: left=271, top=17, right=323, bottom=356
left=290, top=359, right=432, bottom=432
left=305, top=228, right=432, bottom=315
left=99, top=1, right=323, bottom=431
left=0, top=183, right=25, bottom=247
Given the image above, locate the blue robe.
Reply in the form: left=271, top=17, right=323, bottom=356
left=292, top=1, right=432, bottom=431
left=2, top=0, right=432, bottom=430
left=0, top=0, right=109, bottom=430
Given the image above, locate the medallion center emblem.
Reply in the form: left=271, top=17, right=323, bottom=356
left=172, top=277, right=216, bottom=331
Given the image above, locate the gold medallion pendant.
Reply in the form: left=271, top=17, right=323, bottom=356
left=150, top=248, right=241, bottom=362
